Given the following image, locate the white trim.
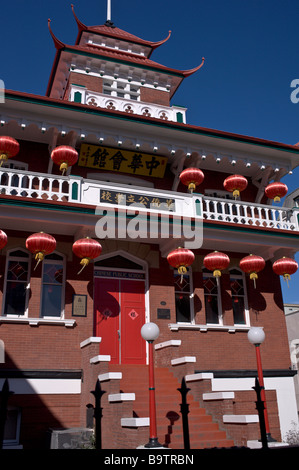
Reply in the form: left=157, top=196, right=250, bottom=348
left=223, top=415, right=259, bottom=424
left=98, top=372, right=122, bottom=381
left=108, top=393, right=135, bottom=402
left=40, top=251, right=66, bottom=319
left=171, top=356, right=196, bottom=366
left=229, top=266, right=250, bottom=326
left=80, top=337, right=102, bottom=348
left=203, top=392, right=235, bottom=400
left=168, top=323, right=249, bottom=332
left=155, top=340, right=181, bottom=350
left=90, top=355, right=111, bottom=364
left=0, top=378, right=81, bottom=394
left=121, top=417, right=149, bottom=427
left=202, top=269, right=223, bottom=326
left=210, top=376, right=299, bottom=440
left=0, top=317, right=75, bottom=327
left=185, top=373, right=214, bottom=382
left=2, top=247, right=31, bottom=317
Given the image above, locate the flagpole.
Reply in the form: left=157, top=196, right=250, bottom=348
left=107, top=0, right=111, bottom=22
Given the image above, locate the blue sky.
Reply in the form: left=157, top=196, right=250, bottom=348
left=1, top=0, right=299, bottom=303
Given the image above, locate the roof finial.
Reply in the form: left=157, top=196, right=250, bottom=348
left=107, top=0, right=111, bottom=21
left=105, top=0, right=115, bottom=27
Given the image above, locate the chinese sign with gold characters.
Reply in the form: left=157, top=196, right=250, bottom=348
left=100, top=189, right=175, bottom=212
left=79, top=144, right=167, bottom=178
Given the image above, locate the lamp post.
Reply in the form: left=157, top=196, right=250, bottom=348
left=141, top=322, right=162, bottom=448
left=247, top=327, right=275, bottom=442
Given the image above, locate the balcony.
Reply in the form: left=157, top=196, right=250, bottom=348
left=69, top=85, right=187, bottom=123
left=0, top=167, right=298, bottom=233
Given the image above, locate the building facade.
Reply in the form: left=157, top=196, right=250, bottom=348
left=0, top=7, right=299, bottom=449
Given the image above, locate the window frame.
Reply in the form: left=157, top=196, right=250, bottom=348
left=2, top=248, right=31, bottom=317
left=173, top=266, right=194, bottom=324
left=202, top=269, right=223, bottom=325
left=39, top=251, right=66, bottom=319
left=229, top=267, right=250, bottom=326
left=3, top=405, right=22, bottom=448
left=103, top=78, right=140, bottom=101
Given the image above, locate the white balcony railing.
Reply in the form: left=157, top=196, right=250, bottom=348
left=69, top=85, right=187, bottom=123
left=202, top=195, right=298, bottom=231
left=0, top=168, right=195, bottom=218
left=0, top=168, right=298, bottom=232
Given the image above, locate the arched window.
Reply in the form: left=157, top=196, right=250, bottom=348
left=174, top=267, right=194, bottom=323
left=203, top=268, right=222, bottom=325
left=3, top=249, right=30, bottom=316
left=229, top=268, right=249, bottom=325
left=40, top=252, right=65, bottom=318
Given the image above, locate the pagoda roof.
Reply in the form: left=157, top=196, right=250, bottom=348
left=47, top=18, right=205, bottom=98
left=71, top=4, right=171, bottom=58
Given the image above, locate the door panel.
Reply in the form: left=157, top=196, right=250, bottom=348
left=94, top=278, right=120, bottom=363
left=121, top=280, right=146, bottom=364
left=94, top=276, right=146, bottom=364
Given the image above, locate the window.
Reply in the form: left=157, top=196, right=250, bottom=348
left=3, top=249, right=30, bottom=316
left=103, top=79, right=140, bottom=101
left=229, top=268, right=248, bottom=325
left=3, top=406, right=22, bottom=448
left=40, top=253, right=65, bottom=318
left=203, top=269, right=222, bottom=324
left=174, top=268, right=193, bottom=322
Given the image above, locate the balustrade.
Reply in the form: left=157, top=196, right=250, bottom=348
left=0, top=168, right=297, bottom=232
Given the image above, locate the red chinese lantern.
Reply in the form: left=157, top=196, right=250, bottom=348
left=0, top=136, right=20, bottom=167
left=72, top=237, right=102, bottom=274
left=239, top=254, right=265, bottom=288
left=272, top=256, right=298, bottom=287
left=203, top=251, right=230, bottom=278
left=180, top=167, right=204, bottom=193
left=26, top=232, right=56, bottom=269
left=223, top=174, right=248, bottom=199
left=0, top=229, right=7, bottom=249
left=167, top=247, right=195, bottom=282
left=265, top=182, right=288, bottom=202
left=51, top=145, right=78, bottom=175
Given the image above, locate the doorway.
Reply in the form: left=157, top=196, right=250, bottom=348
left=94, top=255, right=147, bottom=364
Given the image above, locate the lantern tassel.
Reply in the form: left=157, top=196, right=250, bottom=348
left=0, top=154, right=7, bottom=166
left=232, top=189, right=240, bottom=200
left=283, top=274, right=290, bottom=288
left=34, top=252, right=45, bottom=270
left=60, top=162, right=68, bottom=176
left=250, top=272, right=258, bottom=289
left=77, top=258, right=90, bottom=274
left=178, top=265, right=187, bottom=283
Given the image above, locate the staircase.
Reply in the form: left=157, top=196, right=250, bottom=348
left=108, top=364, right=235, bottom=449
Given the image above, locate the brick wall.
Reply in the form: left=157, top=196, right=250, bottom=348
left=140, top=87, right=170, bottom=106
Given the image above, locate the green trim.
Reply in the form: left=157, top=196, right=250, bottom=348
left=203, top=219, right=299, bottom=239
left=0, top=198, right=298, bottom=240
left=5, top=92, right=299, bottom=155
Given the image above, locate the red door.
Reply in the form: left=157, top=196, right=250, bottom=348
left=94, top=276, right=146, bottom=364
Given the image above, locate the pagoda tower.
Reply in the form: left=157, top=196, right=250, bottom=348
left=46, top=5, right=204, bottom=123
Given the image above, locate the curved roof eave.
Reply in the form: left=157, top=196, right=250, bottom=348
left=71, top=4, right=171, bottom=56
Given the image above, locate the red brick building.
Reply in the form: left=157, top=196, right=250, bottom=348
left=0, top=6, right=299, bottom=449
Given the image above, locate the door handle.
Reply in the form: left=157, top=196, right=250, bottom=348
left=117, top=330, right=120, bottom=340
